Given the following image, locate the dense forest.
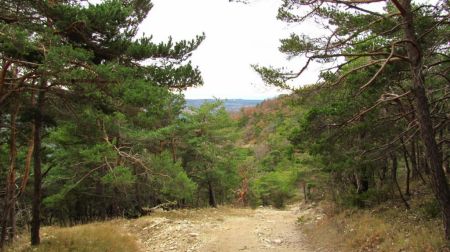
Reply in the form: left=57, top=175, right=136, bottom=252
left=252, top=0, right=450, bottom=243
left=0, top=0, right=449, bottom=251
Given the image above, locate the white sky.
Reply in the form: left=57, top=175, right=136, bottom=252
left=140, top=0, right=320, bottom=99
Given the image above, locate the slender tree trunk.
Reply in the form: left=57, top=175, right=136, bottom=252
left=405, top=157, right=411, bottom=197
left=379, top=160, right=387, bottom=187
left=0, top=215, right=6, bottom=250
left=208, top=181, right=217, bottom=208
left=96, top=181, right=107, bottom=219
left=16, top=91, right=36, bottom=199
left=196, top=189, right=200, bottom=207
left=17, top=128, right=35, bottom=197
left=9, top=109, right=19, bottom=244
left=354, top=167, right=369, bottom=194
left=422, top=156, right=430, bottom=175
left=31, top=86, right=45, bottom=246
left=0, top=60, right=12, bottom=97
left=444, top=159, right=449, bottom=175
left=412, top=142, right=427, bottom=184
left=9, top=200, right=15, bottom=242
left=355, top=172, right=362, bottom=193
left=133, top=166, right=142, bottom=214
left=0, top=105, right=19, bottom=249
left=396, top=0, right=450, bottom=239
left=391, top=154, right=410, bottom=209
left=302, top=182, right=308, bottom=203
left=410, top=136, right=418, bottom=179
left=442, top=130, right=449, bottom=175
left=401, top=141, right=411, bottom=196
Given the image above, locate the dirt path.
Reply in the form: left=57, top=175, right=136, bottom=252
left=125, top=205, right=313, bottom=252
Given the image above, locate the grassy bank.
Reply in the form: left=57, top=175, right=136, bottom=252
left=6, top=221, right=139, bottom=252
left=300, top=200, right=449, bottom=252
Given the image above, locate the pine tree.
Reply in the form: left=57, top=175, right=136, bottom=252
left=254, top=0, right=450, bottom=240
left=0, top=0, right=204, bottom=246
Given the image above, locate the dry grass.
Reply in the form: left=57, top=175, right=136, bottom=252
left=6, top=206, right=248, bottom=252
left=6, top=220, right=140, bottom=252
left=302, top=201, right=449, bottom=252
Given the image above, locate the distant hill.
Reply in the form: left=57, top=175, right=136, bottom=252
left=186, top=99, right=263, bottom=111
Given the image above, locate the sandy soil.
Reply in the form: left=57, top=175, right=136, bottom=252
left=125, top=205, right=314, bottom=252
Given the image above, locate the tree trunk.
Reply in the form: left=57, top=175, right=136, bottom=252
left=9, top=201, right=15, bottom=242
left=31, top=86, right=45, bottom=245
left=0, top=61, right=12, bottom=100
left=401, top=141, right=411, bottom=197
left=9, top=110, right=18, bottom=244
left=413, top=86, right=450, bottom=239
left=18, top=128, right=35, bottom=197
left=302, top=182, right=308, bottom=203
left=397, top=0, right=450, bottom=240
left=208, top=181, right=217, bottom=208
left=391, top=154, right=410, bottom=209
left=0, top=105, right=19, bottom=249
left=355, top=171, right=369, bottom=194
left=413, top=143, right=428, bottom=184
left=16, top=91, right=36, bottom=199
left=410, top=136, right=420, bottom=181
left=379, top=160, right=387, bottom=186
left=133, top=166, right=142, bottom=214
left=444, top=159, right=449, bottom=175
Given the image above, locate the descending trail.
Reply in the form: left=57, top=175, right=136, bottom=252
left=201, top=206, right=310, bottom=252
left=125, top=205, right=312, bottom=252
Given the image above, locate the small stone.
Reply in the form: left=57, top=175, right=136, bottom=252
left=189, top=232, right=200, bottom=237
left=272, top=239, right=283, bottom=245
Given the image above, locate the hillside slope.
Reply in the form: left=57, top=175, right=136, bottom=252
left=186, top=99, right=263, bottom=111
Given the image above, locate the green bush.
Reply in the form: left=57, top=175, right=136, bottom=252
left=151, top=152, right=197, bottom=203
left=339, top=188, right=390, bottom=208
left=250, top=170, right=297, bottom=208
left=101, top=165, right=136, bottom=187
left=419, top=200, right=441, bottom=219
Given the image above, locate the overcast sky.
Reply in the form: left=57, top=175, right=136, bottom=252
left=140, top=0, right=320, bottom=99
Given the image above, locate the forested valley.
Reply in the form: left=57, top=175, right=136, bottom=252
left=0, top=0, right=449, bottom=251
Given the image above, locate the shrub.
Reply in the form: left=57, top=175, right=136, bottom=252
left=419, top=199, right=441, bottom=220
left=339, top=188, right=390, bottom=208
left=250, top=170, right=297, bottom=208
